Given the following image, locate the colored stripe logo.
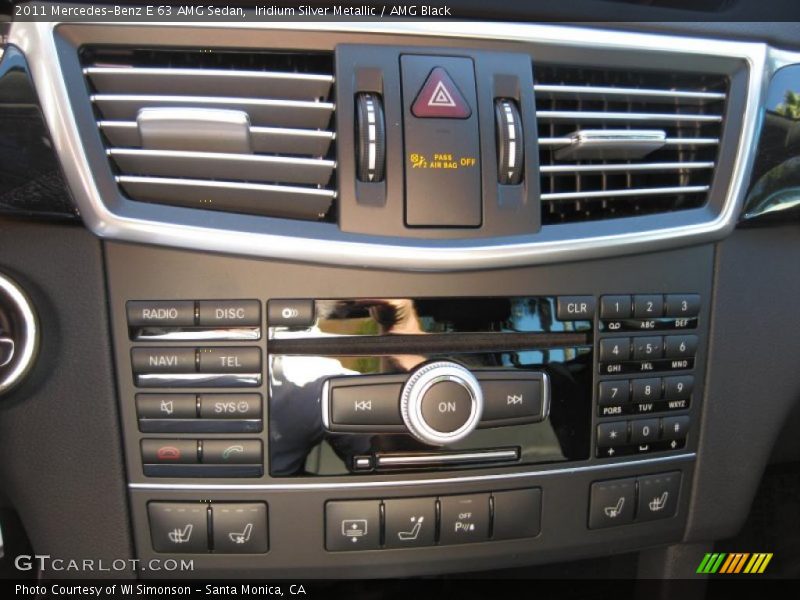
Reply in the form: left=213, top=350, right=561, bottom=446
left=697, top=552, right=773, bottom=574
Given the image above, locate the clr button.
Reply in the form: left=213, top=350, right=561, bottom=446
left=556, top=296, right=596, bottom=320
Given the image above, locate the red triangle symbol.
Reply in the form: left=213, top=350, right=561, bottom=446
left=411, top=67, right=471, bottom=119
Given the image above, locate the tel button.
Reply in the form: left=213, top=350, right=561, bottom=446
left=556, top=296, right=596, bottom=320
left=197, top=347, right=261, bottom=373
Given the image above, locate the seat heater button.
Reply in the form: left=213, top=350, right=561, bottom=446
left=148, top=502, right=208, bottom=553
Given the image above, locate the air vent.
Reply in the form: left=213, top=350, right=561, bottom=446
left=535, top=65, right=728, bottom=224
left=81, top=47, right=337, bottom=222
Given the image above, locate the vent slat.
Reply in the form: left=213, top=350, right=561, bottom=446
left=108, top=148, right=335, bottom=186
left=84, top=67, right=334, bottom=100
left=117, top=176, right=335, bottom=220
left=99, top=121, right=335, bottom=156
left=533, top=84, right=725, bottom=101
left=535, top=64, right=727, bottom=225
left=540, top=161, right=715, bottom=174
left=91, top=95, right=334, bottom=129
left=541, top=185, right=710, bottom=201
left=82, top=46, right=337, bottom=222
left=536, top=110, right=722, bottom=123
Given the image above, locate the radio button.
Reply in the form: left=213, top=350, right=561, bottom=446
left=556, top=296, right=596, bottom=320
left=479, top=374, right=545, bottom=424
left=127, top=300, right=195, bottom=327
left=268, top=299, right=314, bottom=327
left=664, top=294, right=700, bottom=318
left=598, top=381, right=630, bottom=406
left=597, top=421, right=628, bottom=447
left=632, top=336, right=663, bottom=360
left=633, top=295, right=664, bottom=318
left=331, top=383, right=403, bottom=426
left=630, top=419, right=660, bottom=444
left=198, top=300, right=260, bottom=327
left=665, top=335, right=698, bottom=359
left=664, top=376, right=694, bottom=401
left=132, top=347, right=196, bottom=373
left=197, top=347, right=261, bottom=373
left=600, top=295, right=633, bottom=319
left=599, top=338, right=631, bottom=362
left=439, top=494, right=490, bottom=545
left=632, top=378, right=662, bottom=403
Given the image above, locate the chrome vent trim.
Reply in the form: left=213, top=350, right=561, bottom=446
left=10, top=21, right=775, bottom=271
left=82, top=48, right=337, bottom=222
left=535, top=65, right=728, bottom=224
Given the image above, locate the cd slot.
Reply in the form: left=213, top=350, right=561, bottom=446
left=268, top=331, right=589, bottom=356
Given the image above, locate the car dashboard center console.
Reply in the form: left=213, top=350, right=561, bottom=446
left=9, top=17, right=797, bottom=578
left=105, top=241, right=711, bottom=575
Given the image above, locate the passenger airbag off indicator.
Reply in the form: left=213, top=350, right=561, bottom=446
left=401, top=55, right=481, bottom=227
left=411, top=67, right=472, bottom=119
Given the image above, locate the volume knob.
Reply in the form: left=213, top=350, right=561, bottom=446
left=400, top=361, right=483, bottom=446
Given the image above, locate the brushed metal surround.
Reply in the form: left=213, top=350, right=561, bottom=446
left=400, top=361, right=484, bottom=446
left=128, top=452, right=696, bottom=490
left=8, top=21, right=784, bottom=271
left=0, top=273, right=38, bottom=395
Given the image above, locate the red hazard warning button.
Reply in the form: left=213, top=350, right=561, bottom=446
left=411, top=67, right=472, bottom=119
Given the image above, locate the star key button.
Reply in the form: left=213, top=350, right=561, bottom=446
left=597, top=421, right=628, bottom=448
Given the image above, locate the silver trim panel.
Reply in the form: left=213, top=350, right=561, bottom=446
left=533, top=84, right=726, bottom=100
left=9, top=22, right=775, bottom=271
left=540, top=161, right=715, bottom=174
left=128, top=452, right=696, bottom=490
left=376, top=449, right=519, bottom=467
left=536, top=110, right=723, bottom=122
left=134, top=372, right=262, bottom=388
left=0, top=273, right=38, bottom=395
left=541, top=185, right=710, bottom=202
